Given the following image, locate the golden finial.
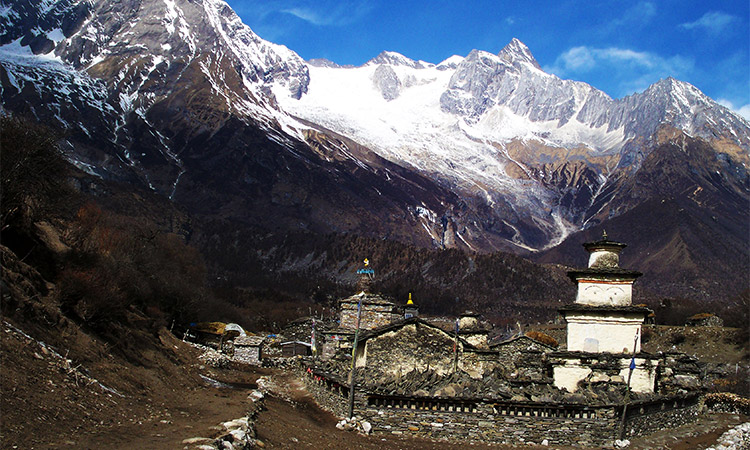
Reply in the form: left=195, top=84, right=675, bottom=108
left=602, top=230, right=608, bottom=240
left=363, top=258, right=370, bottom=267
left=407, top=292, right=413, bottom=305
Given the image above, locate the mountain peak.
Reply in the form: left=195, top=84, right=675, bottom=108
left=498, top=38, right=541, bottom=70
left=364, top=51, right=429, bottom=69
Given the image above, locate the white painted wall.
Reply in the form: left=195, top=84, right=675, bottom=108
left=553, top=361, right=592, bottom=392
left=619, top=358, right=658, bottom=393
left=566, top=313, right=642, bottom=353
left=553, top=357, right=658, bottom=393
left=575, top=281, right=633, bottom=306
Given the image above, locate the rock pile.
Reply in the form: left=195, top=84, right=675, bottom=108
left=182, top=389, right=266, bottom=450
left=705, top=422, right=750, bottom=450
left=198, top=348, right=231, bottom=369
left=705, top=393, right=750, bottom=415
left=335, top=416, right=372, bottom=435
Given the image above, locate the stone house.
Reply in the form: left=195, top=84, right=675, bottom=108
left=233, top=335, right=264, bottom=365
left=281, top=341, right=312, bottom=357
left=491, top=335, right=556, bottom=382
left=686, top=313, right=724, bottom=327
left=353, top=317, right=472, bottom=378
left=322, top=291, right=400, bottom=359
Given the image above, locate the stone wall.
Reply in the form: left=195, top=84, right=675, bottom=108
left=358, top=322, right=462, bottom=377
left=360, top=398, right=619, bottom=447
left=623, top=395, right=702, bottom=437
left=302, top=368, right=351, bottom=419
left=234, top=346, right=261, bottom=365
left=494, top=338, right=552, bottom=382
left=340, top=303, right=397, bottom=330
left=302, top=365, right=704, bottom=447
left=459, top=350, right=497, bottom=379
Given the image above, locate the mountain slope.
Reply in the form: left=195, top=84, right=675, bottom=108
left=1, top=0, right=748, bottom=304
left=535, top=127, right=749, bottom=302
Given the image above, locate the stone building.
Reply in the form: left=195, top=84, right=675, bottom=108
left=339, top=292, right=399, bottom=330
left=302, top=240, right=707, bottom=446
left=353, top=317, right=469, bottom=378
left=491, top=335, right=556, bottom=382
left=686, top=313, right=724, bottom=327
left=233, top=335, right=264, bottom=365
left=321, top=291, right=400, bottom=359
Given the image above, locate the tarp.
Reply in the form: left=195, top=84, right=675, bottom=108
left=191, top=322, right=247, bottom=336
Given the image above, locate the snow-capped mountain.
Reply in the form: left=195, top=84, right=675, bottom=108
left=1, top=0, right=748, bottom=260
left=1, top=0, right=312, bottom=191
left=272, top=37, right=749, bottom=250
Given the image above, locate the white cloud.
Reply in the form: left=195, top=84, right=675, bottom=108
left=555, top=46, right=595, bottom=72
left=717, top=99, right=750, bottom=121
left=282, top=7, right=329, bottom=26
left=544, top=46, right=695, bottom=97
left=680, top=11, right=737, bottom=34
left=231, top=0, right=372, bottom=28
left=595, top=1, right=656, bottom=36
left=548, top=46, right=690, bottom=75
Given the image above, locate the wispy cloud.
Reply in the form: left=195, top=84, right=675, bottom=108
left=231, top=0, right=373, bottom=29
left=549, top=47, right=690, bottom=74
left=626, top=2, right=657, bottom=23
left=545, top=46, right=694, bottom=96
left=593, top=1, right=657, bottom=36
left=280, top=1, right=373, bottom=27
left=717, top=99, right=750, bottom=121
left=680, top=11, right=737, bottom=34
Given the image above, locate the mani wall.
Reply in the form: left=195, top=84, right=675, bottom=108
left=301, top=367, right=703, bottom=447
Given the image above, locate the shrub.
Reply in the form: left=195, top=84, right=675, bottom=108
left=0, top=116, right=72, bottom=231
left=670, top=332, right=686, bottom=345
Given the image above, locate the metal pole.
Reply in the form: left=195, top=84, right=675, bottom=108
left=618, top=328, right=640, bottom=439
left=347, top=300, right=363, bottom=419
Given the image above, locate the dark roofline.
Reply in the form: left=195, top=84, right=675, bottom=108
left=549, top=350, right=657, bottom=359
left=339, top=293, right=396, bottom=306
left=559, top=304, right=653, bottom=315
left=490, top=334, right=556, bottom=350
left=280, top=341, right=312, bottom=347
left=582, top=239, right=627, bottom=252
left=357, top=317, right=476, bottom=349
left=567, top=268, right=642, bottom=282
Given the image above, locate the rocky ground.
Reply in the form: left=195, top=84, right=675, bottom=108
left=2, top=316, right=748, bottom=449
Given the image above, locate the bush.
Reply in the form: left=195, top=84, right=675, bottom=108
left=670, top=332, right=686, bottom=345
left=58, top=203, right=210, bottom=334
left=0, top=116, right=71, bottom=231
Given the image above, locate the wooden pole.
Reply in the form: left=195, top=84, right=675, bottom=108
left=618, top=328, right=640, bottom=439
left=347, top=300, right=363, bottom=419
left=453, top=318, right=460, bottom=372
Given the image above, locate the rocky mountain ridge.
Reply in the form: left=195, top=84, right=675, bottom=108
left=1, top=0, right=748, bottom=303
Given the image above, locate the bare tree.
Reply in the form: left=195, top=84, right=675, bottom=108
left=1, top=115, right=70, bottom=231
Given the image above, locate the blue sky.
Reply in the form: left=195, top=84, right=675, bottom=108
left=226, top=0, right=749, bottom=118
